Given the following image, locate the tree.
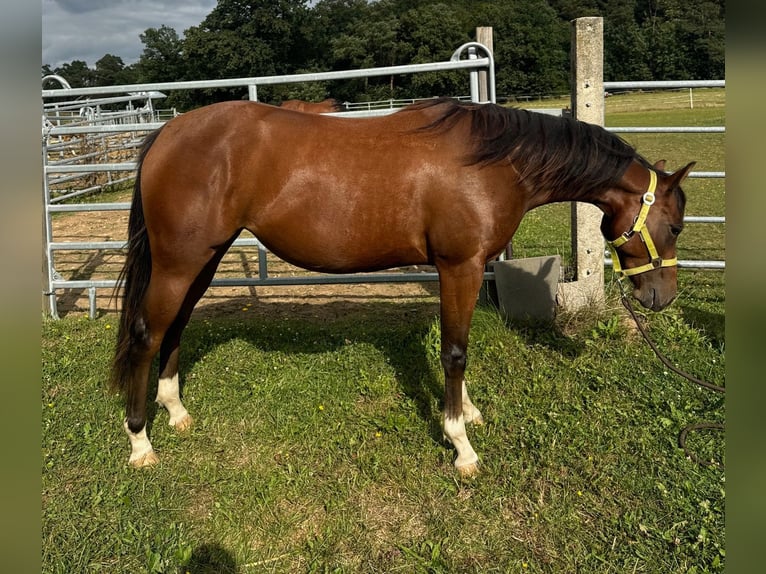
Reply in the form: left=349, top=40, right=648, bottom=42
left=305, top=0, right=370, bottom=70
left=137, top=25, right=185, bottom=84
left=53, top=60, right=95, bottom=88
left=675, top=0, right=725, bottom=79
left=94, top=54, right=135, bottom=86
left=135, top=25, right=188, bottom=109
left=638, top=0, right=687, bottom=79
left=603, top=0, right=652, bottom=81
left=43, top=0, right=725, bottom=106
left=398, top=3, right=470, bottom=98
left=182, top=0, right=311, bottom=105
left=473, top=0, right=569, bottom=98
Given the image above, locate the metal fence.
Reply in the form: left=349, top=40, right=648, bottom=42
left=42, top=47, right=724, bottom=320
left=42, top=43, right=496, bottom=319
left=602, top=80, right=725, bottom=272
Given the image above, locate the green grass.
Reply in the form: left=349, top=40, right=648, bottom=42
left=43, top=91, right=725, bottom=573
left=42, top=299, right=724, bottom=573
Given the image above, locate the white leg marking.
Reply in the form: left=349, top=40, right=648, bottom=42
left=443, top=413, right=479, bottom=475
left=461, top=379, right=484, bottom=425
left=124, top=420, right=158, bottom=467
left=156, top=373, right=192, bottom=430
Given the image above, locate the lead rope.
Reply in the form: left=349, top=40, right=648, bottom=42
left=617, top=280, right=724, bottom=468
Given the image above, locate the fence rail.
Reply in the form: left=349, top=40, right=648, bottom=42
left=42, top=43, right=496, bottom=319
left=42, top=46, right=724, bottom=320
left=601, top=79, right=725, bottom=273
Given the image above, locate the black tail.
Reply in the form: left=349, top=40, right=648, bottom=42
left=109, top=127, right=164, bottom=394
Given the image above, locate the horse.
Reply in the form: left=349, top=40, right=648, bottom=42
left=278, top=98, right=343, bottom=113
left=111, top=97, right=694, bottom=476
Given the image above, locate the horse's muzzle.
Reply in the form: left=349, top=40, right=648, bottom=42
left=633, top=285, right=676, bottom=311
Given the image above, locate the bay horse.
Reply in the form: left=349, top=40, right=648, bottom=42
left=278, top=98, right=343, bottom=113
left=111, top=98, right=694, bottom=476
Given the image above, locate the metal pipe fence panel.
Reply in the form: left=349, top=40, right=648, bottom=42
left=42, top=44, right=496, bottom=319
left=603, top=80, right=725, bottom=273
left=42, top=49, right=723, bottom=320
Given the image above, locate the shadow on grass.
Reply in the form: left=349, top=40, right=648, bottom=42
left=184, top=542, right=237, bottom=574
left=165, top=294, right=586, bottom=448
left=180, top=297, right=447, bottom=444
left=678, top=303, right=725, bottom=348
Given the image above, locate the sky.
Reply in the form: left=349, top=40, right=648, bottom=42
left=42, top=0, right=217, bottom=69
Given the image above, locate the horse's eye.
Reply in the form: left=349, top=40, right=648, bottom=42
left=670, top=224, right=683, bottom=237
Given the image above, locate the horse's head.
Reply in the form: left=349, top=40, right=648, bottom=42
left=600, top=160, right=695, bottom=311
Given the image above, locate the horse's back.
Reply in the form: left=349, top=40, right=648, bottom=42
left=145, top=100, right=460, bottom=198
left=138, top=100, right=513, bottom=272
left=279, top=98, right=341, bottom=113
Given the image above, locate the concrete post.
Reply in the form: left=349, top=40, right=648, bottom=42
left=475, top=27, right=494, bottom=103
left=558, top=17, right=605, bottom=310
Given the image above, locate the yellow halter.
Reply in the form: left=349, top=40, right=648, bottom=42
left=606, top=170, right=677, bottom=278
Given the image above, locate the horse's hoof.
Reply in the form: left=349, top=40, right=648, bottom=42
left=172, top=414, right=194, bottom=432
left=456, top=461, right=479, bottom=478
left=129, top=449, right=159, bottom=468
left=467, top=413, right=485, bottom=426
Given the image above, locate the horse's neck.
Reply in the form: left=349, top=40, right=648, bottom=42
left=523, top=158, right=644, bottom=212
left=522, top=178, right=599, bottom=211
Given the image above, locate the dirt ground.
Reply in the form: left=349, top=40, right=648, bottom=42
left=50, top=198, right=442, bottom=322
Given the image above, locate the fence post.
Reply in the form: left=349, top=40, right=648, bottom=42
left=558, top=16, right=605, bottom=310
left=475, top=27, right=493, bottom=103
left=42, top=215, right=51, bottom=318
left=42, top=142, right=56, bottom=319
left=467, top=47, right=480, bottom=102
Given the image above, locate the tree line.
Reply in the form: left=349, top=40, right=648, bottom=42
left=42, top=0, right=724, bottom=111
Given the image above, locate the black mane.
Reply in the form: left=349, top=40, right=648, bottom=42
left=411, top=98, right=643, bottom=201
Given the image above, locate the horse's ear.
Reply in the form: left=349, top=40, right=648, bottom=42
left=653, top=159, right=667, bottom=171
left=669, top=162, right=696, bottom=187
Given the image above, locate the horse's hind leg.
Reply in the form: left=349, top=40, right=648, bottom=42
left=123, top=270, right=195, bottom=467
left=154, top=305, right=198, bottom=433
left=124, top=242, right=234, bottom=467
left=155, top=242, right=235, bottom=432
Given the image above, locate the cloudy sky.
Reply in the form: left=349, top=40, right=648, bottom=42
left=42, top=0, right=217, bottom=69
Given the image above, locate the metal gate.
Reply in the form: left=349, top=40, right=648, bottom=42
left=42, top=27, right=725, bottom=321
left=42, top=43, right=496, bottom=319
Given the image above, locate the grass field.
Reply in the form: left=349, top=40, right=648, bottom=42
left=42, top=90, right=725, bottom=573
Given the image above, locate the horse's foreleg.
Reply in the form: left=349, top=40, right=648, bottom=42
left=461, top=379, right=484, bottom=425
left=437, top=259, right=485, bottom=477
left=125, top=422, right=157, bottom=467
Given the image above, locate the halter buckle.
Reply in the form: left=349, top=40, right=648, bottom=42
left=642, top=191, right=656, bottom=206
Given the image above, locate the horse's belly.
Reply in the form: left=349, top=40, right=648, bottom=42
left=255, top=233, right=429, bottom=274
left=239, top=150, right=446, bottom=272
left=247, top=201, right=430, bottom=274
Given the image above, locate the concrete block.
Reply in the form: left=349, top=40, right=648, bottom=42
left=486, top=256, right=561, bottom=323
